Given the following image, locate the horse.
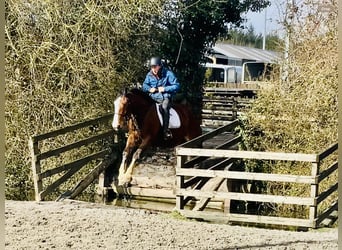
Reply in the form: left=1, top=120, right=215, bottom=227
left=112, top=88, right=202, bottom=186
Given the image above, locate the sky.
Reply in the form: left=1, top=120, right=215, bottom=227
left=245, top=0, right=285, bottom=36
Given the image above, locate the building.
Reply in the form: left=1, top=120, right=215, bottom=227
left=205, top=43, right=281, bottom=85
left=207, top=43, right=280, bottom=66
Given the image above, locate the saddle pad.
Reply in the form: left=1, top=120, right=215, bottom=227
left=156, top=104, right=181, bottom=129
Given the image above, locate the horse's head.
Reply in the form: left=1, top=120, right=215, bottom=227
left=112, top=88, right=154, bottom=131
left=112, top=94, right=130, bottom=131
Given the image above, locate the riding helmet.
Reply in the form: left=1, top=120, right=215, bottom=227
left=150, top=57, right=162, bottom=66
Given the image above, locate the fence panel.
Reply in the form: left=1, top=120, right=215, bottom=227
left=175, top=121, right=338, bottom=229
left=29, top=113, right=118, bottom=201
left=202, top=87, right=255, bottom=127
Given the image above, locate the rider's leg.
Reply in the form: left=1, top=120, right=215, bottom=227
left=162, top=98, right=172, bottom=139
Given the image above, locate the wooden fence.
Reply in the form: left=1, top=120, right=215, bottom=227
left=29, top=113, right=120, bottom=201
left=202, top=87, right=256, bottom=127
left=175, top=120, right=338, bottom=228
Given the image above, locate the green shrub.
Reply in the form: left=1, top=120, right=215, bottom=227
left=240, top=1, right=337, bottom=218
left=5, top=0, right=163, bottom=200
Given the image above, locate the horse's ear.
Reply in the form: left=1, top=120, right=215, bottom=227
left=123, top=88, right=128, bottom=95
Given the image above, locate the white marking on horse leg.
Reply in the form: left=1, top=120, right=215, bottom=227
left=122, top=160, right=135, bottom=184
left=118, top=152, right=128, bottom=186
left=118, top=162, right=126, bottom=186
left=122, top=148, right=142, bottom=185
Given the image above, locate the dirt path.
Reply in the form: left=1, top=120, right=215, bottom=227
left=5, top=200, right=338, bottom=250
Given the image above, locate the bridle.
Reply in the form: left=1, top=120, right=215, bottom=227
left=115, top=95, right=130, bottom=122
left=114, top=111, right=130, bottom=125
left=115, top=97, right=140, bottom=130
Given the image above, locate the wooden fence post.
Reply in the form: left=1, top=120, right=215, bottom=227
left=29, top=137, right=42, bottom=201
left=232, top=97, right=237, bottom=120
left=97, top=172, right=108, bottom=201
left=176, top=155, right=186, bottom=210
left=310, top=161, right=319, bottom=228
left=97, top=134, right=117, bottom=202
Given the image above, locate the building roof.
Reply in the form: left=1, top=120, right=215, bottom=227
left=210, top=43, right=280, bottom=63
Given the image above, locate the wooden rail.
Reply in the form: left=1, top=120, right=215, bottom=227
left=29, top=113, right=118, bottom=201
left=202, top=87, right=255, bottom=127
left=175, top=120, right=338, bottom=228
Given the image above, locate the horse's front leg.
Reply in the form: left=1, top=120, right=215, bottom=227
left=121, top=135, right=152, bottom=186
left=117, top=134, right=136, bottom=185
left=121, top=148, right=143, bottom=185
left=117, top=151, right=129, bottom=185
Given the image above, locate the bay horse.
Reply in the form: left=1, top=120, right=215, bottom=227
left=112, top=88, right=202, bottom=186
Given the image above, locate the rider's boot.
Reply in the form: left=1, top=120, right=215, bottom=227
left=162, top=109, right=172, bottom=140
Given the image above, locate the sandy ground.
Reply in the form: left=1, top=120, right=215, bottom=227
left=5, top=200, right=338, bottom=250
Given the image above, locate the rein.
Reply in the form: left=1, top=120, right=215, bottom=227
left=129, top=114, right=140, bottom=132
left=127, top=114, right=142, bottom=143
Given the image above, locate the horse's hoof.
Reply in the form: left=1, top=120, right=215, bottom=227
left=117, top=178, right=125, bottom=187
left=122, top=182, right=131, bottom=188
left=117, top=179, right=131, bottom=187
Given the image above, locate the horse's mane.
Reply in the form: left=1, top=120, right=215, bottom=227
left=128, top=88, right=155, bottom=105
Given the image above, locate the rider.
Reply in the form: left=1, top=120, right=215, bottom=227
left=142, top=56, right=180, bottom=140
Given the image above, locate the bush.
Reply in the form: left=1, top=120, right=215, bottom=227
left=240, top=1, right=337, bottom=218
left=5, top=0, right=163, bottom=200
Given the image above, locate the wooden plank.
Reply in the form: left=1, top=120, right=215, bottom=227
left=202, top=100, right=250, bottom=107
left=36, top=130, right=114, bottom=161
left=29, top=138, right=43, bottom=201
left=213, top=135, right=241, bottom=149
left=177, top=168, right=315, bottom=184
left=201, top=120, right=231, bottom=127
left=202, top=102, right=234, bottom=107
left=183, top=136, right=240, bottom=168
left=177, top=189, right=315, bottom=206
left=176, top=147, right=317, bottom=162
left=131, top=175, right=175, bottom=189
left=203, top=97, right=234, bottom=101
left=97, top=172, right=107, bottom=198
left=318, top=143, right=338, bottom=161
left=183, top=158, right=234, bottom=188
left=316, top=183, right=338, bottom=205
left=309, top=162, right=319, bottom=228
left=182, top=161, right=233, bottom=204
left=177, top=120, right=239, bottom=148
left=202, top=109, right=234, bottom=115
left=318, top=161, right=338, bottom=182
left=204, top=87, right=258, bottom=95
left=38, top=149, right=110, bottom=180
left=39, top=162, right=85, bottom=200
left=202, top=100, right=234, bottom=106
left=192, top=164, right=232, bottom=211
left=315, top=200, right=338, bottom=226
left=112, top=185, right=175, bottom=199
left=201, top=115, right=234, bottom=121
left=179, top=210, right=313, bottom=228
left=202, top=107, right=234, bottom=112
left=57, top=154, right=118, bottom=201
left=31, top=113, right=113, bottom=142
left=176, top=156, right=186, bottom=209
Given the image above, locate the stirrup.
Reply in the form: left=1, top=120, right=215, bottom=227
left=163, top=129, right=172, bottom=140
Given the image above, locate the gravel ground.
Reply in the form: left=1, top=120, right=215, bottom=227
left=5, top=200, right=338, bottom=250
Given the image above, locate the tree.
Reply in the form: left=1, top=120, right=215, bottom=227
left=221, top=25, right=282, bottom=51
left=149, top=0, right=270, bottom=115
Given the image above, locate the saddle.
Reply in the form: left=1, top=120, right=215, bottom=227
left=155, top=104, right=181, bottom=129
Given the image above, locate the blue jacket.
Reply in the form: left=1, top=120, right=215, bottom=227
left=142, top=67, right=180, bottom=102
